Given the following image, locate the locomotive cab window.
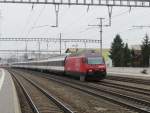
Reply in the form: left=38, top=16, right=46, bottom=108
left=87, top=57, right=104, bottom=64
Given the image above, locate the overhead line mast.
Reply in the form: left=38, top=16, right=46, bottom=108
left=89, top=18, right=110, bottom=56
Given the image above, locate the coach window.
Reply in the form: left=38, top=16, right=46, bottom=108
left=55, top=61, right=58, bottom=66
left=57, top=61, right=59, bottom=66
left=61, top=60, right=64, bottom=66
left=56, top=61, right=59, bottom=66
left=41, top=62, right=45, bottom=66
left=50, top=61, right=52, bottom=66
left=44, top=62, right=47, bottom=66
left=56, top=61, right=58, bottom=66
left=59, top=61, right=62, bottom=66
left=48, top=61, right=51, bottom=66
left=54, top=61, right=57, bottom=66
left=40, top=62, right=43, bottom=66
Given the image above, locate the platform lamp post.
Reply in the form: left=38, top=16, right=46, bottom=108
left=46, top=40, right=49, bottom=56
left=17, top=49, right=18, bottom=62
left=84, top=41, right=87, bottom=48
left=64, top=41, right=67, bottom=50
left=25, top=41, right=28, bottom=61
left=59, top=33, right=62, bottom=55
left=149, top=56, right=150, bottom=67
left=38, top=41, right=41, bottom=59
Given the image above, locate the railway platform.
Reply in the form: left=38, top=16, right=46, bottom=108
left=0, top=68, right=21, bottom=113
left=107, top=67, right=150, bottom=80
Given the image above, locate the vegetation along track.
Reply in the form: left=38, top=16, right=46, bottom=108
left=9, top=70, right=75, bottom=113
left=106, top=76, right=150, bottom=85
left=13, top=69, right=150, bottom=113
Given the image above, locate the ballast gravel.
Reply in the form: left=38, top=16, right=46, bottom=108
left=17, top=70, right=137, bottom=113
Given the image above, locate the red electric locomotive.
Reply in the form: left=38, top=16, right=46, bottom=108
left=64, top=49, right=106, bottom=81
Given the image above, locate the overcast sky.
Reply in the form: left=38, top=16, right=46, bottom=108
left=0, top=3, right=150, bottom=57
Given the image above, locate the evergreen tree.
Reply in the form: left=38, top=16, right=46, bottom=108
left=109, top=34, right=124, bottom=67
left=131, top=49, right=135, bottom=67
left=141, top=34, right=150, bottom=67
left=123, top=43, right=131, bottom=66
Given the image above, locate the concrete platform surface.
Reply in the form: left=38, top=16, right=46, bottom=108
left=0, top=68, right=21, bottom=113
left=107, top=67, right=150, bottom=80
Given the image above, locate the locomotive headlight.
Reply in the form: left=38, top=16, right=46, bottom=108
left=98, top=65, right=105, bottom=68
left=88, top=69, right=93, bottom=72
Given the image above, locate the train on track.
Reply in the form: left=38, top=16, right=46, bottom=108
left=11, top=49, right=106, bottom=81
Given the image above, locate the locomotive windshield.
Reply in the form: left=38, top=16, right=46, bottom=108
left=87, top=57, right=104, bottom=64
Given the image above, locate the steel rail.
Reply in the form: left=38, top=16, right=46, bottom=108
left=23, top=70, right=150, bottom=113
left=11, top=70, right=75, bottom=113
left=43, top=76, right=150, bottom=105
left=10, top=71, right=40, bottom=113
left=106, top=76, right=150, bottom=85
left=43, top=77, right=150, bottom=113
left=97, top=81, right=150, bottom=96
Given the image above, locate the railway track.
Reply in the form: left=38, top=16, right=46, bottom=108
left=97, top=80, right=150, bottom=96
left=13, top=69, right=150, bottom=113
left=11, top=72, right=37, bottom=113
left=10, top=70, right=74, bottom=113
left=106, top=76, right=150, bottom=85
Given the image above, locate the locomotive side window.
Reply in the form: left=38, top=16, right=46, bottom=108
left=82, top=57, right=87, bottom=64
left=47, top=60, right=64, bottom=66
